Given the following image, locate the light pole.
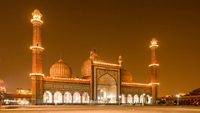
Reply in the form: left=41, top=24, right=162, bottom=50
left=176, top=94, right=180, bottom=105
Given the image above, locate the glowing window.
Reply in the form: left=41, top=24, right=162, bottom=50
left=133, top=94, right=139, bottom=104
left=64, top=92, right=72, bottom=104
left=54, top=91, right=62, bottom=104
left=43, top=91, right=52, bottom=103
left=127, top=94, right=133, bottom=104
left=73, top=92, right=81, bottom=103
left=82, top=92, right=90, bottom=103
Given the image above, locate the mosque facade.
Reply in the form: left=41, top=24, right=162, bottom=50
left=29, top=9, right=159, bottom=105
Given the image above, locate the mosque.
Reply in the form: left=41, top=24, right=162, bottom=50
left=29, top=9, right=159, bottom=105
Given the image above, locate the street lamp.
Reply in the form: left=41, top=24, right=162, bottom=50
left=176, top=94, right=180, bottom=105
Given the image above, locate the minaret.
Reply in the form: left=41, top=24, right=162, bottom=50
left=149, top=38, right=159, bottom=104
left=30, top=9, right=44, bottom=105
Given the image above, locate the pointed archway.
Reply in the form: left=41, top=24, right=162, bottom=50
left=97, top=74, right=117, bottom=104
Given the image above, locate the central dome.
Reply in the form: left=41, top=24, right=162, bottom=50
left=50, top=58, right=72, bottom=78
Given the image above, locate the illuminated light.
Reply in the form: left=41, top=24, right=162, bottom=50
left=176, top=94, right=180, bottom=98
left=16, top=89, right=32, bottom=95
left=31, top=9, right=43, bottom=23
left=93, top=61, right=120, bottom=67
left=0, top=86, right=6, bottom=93
left=150, top=44, right=159, bottom=48
left=44, top=76, right=90, bottom=81
left=29, top=73, right=44, bottom=76
left=30, top=46, right=44, bottom=50
left=122, top=82, right=150, bottom=86
left=150, top=38, right=159, bottom=48
left=148, top=82, right=160, bottom=85
left=149, top=63, right=159, bottom=67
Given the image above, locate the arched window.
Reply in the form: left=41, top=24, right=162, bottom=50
left=127, top=94, right=133, bottom=104
left=43, top=91, right=52, bottom=103
left=121, top=94, right=126, bottom=104
left=140, top=94, right=146, bottom=104
left=133, top=94, right=139, bottom=104
left=82, top=92, right=90, bottom=103
left=146, top=95, right=152, bottom=104
left=54, top=91, right=62, bottom=104
left=73, top=92, right=81, bottom=103
left=64, top=92, right=72, bottom=104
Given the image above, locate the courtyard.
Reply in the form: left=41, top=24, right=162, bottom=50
left=0, top=105, right=200, bottom=113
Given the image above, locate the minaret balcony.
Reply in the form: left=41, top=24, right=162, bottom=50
left=30, top=46, right=44, bottom=50
left=149, top=63, right=159, bottom=67
left=149, top=44, right=159, bottom=48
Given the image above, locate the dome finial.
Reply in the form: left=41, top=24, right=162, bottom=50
left=118, top=55, right=123, bottom=66
left=58, top=57, right=64, bottom=63
left=90, top=48, right=97, bottom=60
left=59, top=53, right=63, bottom=62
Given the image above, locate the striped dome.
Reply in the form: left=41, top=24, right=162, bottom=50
left=50, top=59, right=71, bottom=78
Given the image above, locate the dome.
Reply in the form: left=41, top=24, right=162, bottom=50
left=121, top=69, right=133, bottom=83
left=81, top=49, right=101, bottom=79
left=50, top=59, right=72, bottom=78
left=81, top=59, right=92, bottom=79
left=190, top=88, right=200, bottom=95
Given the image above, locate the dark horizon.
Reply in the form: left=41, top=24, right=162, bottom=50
left=0, top=0, right=200, bottom=97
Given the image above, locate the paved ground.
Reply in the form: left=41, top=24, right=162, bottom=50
left=0, top=105, right=200, bottom=113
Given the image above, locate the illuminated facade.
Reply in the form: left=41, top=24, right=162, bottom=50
left=30, top=9, right=158, bottom=105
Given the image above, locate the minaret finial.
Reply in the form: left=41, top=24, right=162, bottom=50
left=150, top=38, right=159, bottom=48
left=31, top=9, right=43, bottom=24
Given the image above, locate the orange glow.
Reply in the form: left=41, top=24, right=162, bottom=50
left=29, top=73, right=44, bottom=76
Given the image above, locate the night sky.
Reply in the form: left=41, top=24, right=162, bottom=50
left=0, top=0, right=200, bottom=97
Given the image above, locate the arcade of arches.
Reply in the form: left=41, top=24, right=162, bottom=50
left=43, top=91, right=152, bottom=104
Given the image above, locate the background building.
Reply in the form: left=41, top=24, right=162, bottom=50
left=159, top=88, right=200, bottom=105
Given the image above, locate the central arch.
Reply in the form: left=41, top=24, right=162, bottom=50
left=97, top=74, right=117, bottom=104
